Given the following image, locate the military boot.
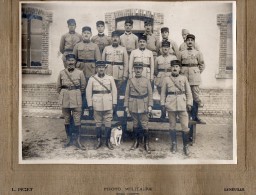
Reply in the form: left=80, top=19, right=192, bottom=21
left=105, top=127, right=114, bottom=150
left=130, top=127, right=139, bottom=150
left=64, top=124, right=72, bottom=147
left=95, top=127, right=102, bottom=150
left=144, top=129, right=151, bottom=154
left=74, top=125, right=86, bottom=150
left=182, top=131, right=190, bottom=156
left=169, top=129, right=177, bottom=154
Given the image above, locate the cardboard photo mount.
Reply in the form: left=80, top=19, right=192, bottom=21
left=0, top=0, right=255, bottom=194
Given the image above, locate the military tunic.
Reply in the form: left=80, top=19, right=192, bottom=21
left=86, top=74, right=117, bottom=127
left=129, top=49, right=154, bottom=80
left=154, top=54, right=177, bottom=90
left=124, top=76, right=153, bottom=129
left=159, top=39, right=179, bottom=56
left=160, top=75, right=192, bottom=131
left=179, top=42, right=200, bottom=51
left=57, top=68, right=86, bottom=125
left=73, top=41, right=102, bottom=79
left=91, top=34, right=112, bottom=54
left=59, top=32, right=82, bottom=67
left=120, top=32, right=138, bottom=55
left=143, top=33, right=160, bottom=58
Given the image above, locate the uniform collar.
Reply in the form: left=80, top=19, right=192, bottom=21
left=69, top=31, right=75, bottom=34
left=187, top=47, right=193, bottom=50
left=171, top=73, right=179, bottom=77
left=144, top=32, right=152, bottom=36
left=83, top=40, right=90, bottom=43
left=139, top=48, right=145, bottom=51
left=135, top=75, right=142, bottom=78
left=98, top=33, right=105, bottom=37
left=125, top=31, right=131, bottom=35
left=112, top=43, right=119, bottom=48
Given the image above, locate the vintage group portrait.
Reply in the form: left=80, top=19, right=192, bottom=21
left=20, top=1, right=236, bottom=164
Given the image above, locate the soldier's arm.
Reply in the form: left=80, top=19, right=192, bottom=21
left=184, top=77, right=193, bottom=106
left=135, top=35, right=139, bottom=49
left=198, top=51, right=205, bottom=73
left=128, top=51, right=135, bottom=78
left=147, top=80, right=153, bottom=107
left=86, top=78, right=93, bottom=107
left=123, top=47, right=129, bottom=79
left=102, top=47, right=106, bottom=61
left=155, top=38, right=161, bottom=54
left=108, top=36, right=112, bottom=46
left=154, top=57, right=159, bottom=76
left=160, top=78, right=167, bottom=105
left=59, top=35, right=65, bottom=54
left=73, top=44, right=78, bottom=59
left=150, top=51, right=154, bottom=80
left=56, top=73, right=62, bottom=94
left=91, top=35, right=96, bottom=43
left=95, top=45, right=102, bottom=61
left=80, top=71, right=86, bottom=94
left=110, top=77, right=117, bottom=105
left=171, top=40, right=179, bottom=57
left=124, top=80, right=130, bottom=107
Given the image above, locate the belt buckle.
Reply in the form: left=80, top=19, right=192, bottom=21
left=174, top=91, right=178, bottom=95
left=68, top=86, right=72, bottom=90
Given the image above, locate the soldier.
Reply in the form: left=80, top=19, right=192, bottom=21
left=124, top=62, right=153, bottom=154
left=73, top=26, right=101, bottom=114
left=59, top=19, right=82, bottom=68
left=160, top=60, right=193, bottom=156
left=120, top=18, right=138, bottom=57
left=177, top=34, right=206, bottom=124
left=86, top=61, right=117, bottom=150
left=159, top=27, right=179, bottom=57
left=91, top=21, right=112, bottom=54
left=129, top=35, right=154, bottom=83
left=56, top=54, right=86, bottom=150
left=102, top=31, right=129, bottom=112
left=179, top=29, right=200, bottom=51
left=143, top=19, right=160, bottom=59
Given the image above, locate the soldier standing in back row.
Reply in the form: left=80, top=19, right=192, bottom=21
left=124, top=62, right=153, bottom=154
left=179, top=29, right=200, bottom=51
left=160, top=60, right=193, bottom=156
left=59, top=19, right=82, bottom=67
left=177, top=34, right=206, bottom=124
left=73, top=26, right=101, bottom=114
left=91, top=21, right=112, bottom=54
left=86, top=61, right=117, bottom=150
left=159, top=27, right=179, bottom=57
left=102, top=31, right=129, bottom=113
left=56, top=54, right=86, bottom=150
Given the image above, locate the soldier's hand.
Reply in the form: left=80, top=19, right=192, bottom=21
left=187, top=105, right=192, bottom=112
left=113, top=104, right=117, bottom=111
left=148, top=106, right=152, bottom=113
left=122, top=76, right=127, bottom=81
left=125, top=107, right=129, bottom=114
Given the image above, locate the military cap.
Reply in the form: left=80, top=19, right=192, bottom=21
left=67, top=19, right=76, bottom=25
left=82, top=26, right=91, bottom=32
left=186, top=34, right=195, bottom=40
left=138, top=34, right=147, bottom=41
left=124, top=18, right=133, bottom=25
left=144, top=19, right=153, bottom=25
left=96, top=20, right=105, bottom=26
left=133, top=62, right=143, bottom=68
left=162, top=41, right=170, bottom=47
left=66, top=53, right=76, bottom=60
left=111, top=31, right=120, bottom=37
left=96, top=60, right=107, bottom=67
left=182, top=29, right=190, bottom=34
left=171, top=60, right=182, bottom=66
left=161, top=27, right=169, bottom=33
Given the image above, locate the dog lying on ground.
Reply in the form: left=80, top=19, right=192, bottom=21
left=110, top=123, right=123, bottom=146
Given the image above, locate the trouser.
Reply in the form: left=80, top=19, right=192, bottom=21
left=168, top=111, right=189, bottom=132
left=94, top=110, right=113, bottom=128
left=62, top=107, right=82, bottom=126
left=190, top=85, right=201, bottom=104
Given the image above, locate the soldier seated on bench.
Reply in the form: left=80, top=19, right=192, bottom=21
left=160, top=60, right=193, bottom=156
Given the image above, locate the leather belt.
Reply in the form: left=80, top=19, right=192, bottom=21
left=129, top=93, right=148, bottom=99
left=105, top=61, right=124, bottom=66
left=77, top=59, right=96, bottom=63
left=93, top=90, right=111, bottom=94
left=182, top=64, right=198, bottom=67
left=158, top=69, right=172, bottom=72
left=62, top=86, right=80, bottom=90
left=167, top=91, right=185, bottom=95
left=64, top=49, right=73, bottom=52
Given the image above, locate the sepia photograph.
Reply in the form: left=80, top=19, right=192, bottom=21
left=20, top=1, right=236, bottom=164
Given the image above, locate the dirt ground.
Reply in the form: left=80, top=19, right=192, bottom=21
left=21, top=112, right=233, bottom=163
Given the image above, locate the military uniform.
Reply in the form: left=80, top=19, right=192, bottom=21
left=86, top=61, right=117, bottom=149
left=57, top=54, right=86, bottom=150
left=143, top=32, right=160, bottom=59
left=91, top=34, right=111, bottom=54
left=129, top=48, right=154, bottom=80
left=124, top=62, right=153, bottom=154
left=120, top=32, right=138, bottom=56
left=177, top=34, right=205, bottom=125
left=59, top=19, right=82, bottom=68
left=160, top=60, right=193, bottom=155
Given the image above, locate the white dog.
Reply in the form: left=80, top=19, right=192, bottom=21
left=110, top=124, right=123, bottom=146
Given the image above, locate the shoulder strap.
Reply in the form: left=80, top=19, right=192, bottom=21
left=169, top=76, right=183, bottom=92
left=129, top=78, right=142, bottom=95
left=92, top=75, right=111, bottom=93
left=64, top=69, right=78, bottom=87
